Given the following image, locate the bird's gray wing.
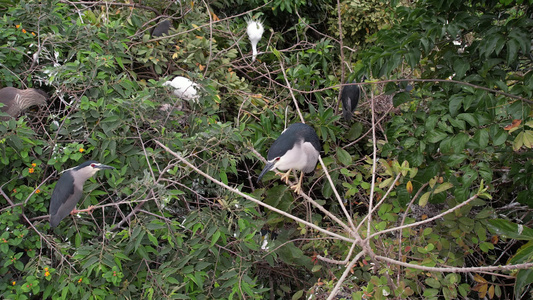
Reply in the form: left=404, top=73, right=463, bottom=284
left=50, top=173, right=84, bottom=227
left=50, top=173, right=75, bottom=214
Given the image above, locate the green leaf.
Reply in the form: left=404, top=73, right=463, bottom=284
left=509, top=240, right=533, bottom=264
left=449, top=95, right=463, bottom=116
left=425, top=277, right=441, bottom=288
left=492, top=128, right=507, bottom=146
left=453, top=59, right=469, bottom=79
left=473, top=128, right=489, bottom=149
left=515, top=269, right=533, bottom=299
left=210, top=231, right=221, bottom=247
left=506, top=38, right=519, bottom=65
left=337, top=148, right=352, bottom=166
left=487, top=219, right=533, bottom=240
left=457, top=113, right=477, bottom=126
left=426, top=130, right=448, bottom=143
left=292, top=290, right=304, bottom=300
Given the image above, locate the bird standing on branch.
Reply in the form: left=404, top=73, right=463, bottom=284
left=49, top=161, right=114, bottom=228
left=258, top=123, right=321, bottom=194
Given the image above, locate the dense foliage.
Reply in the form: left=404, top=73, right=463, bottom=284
left=1, top=0, right=532, bottom=299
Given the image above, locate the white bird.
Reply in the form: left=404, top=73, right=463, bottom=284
left=246, top=19, right=264, bottom=62
left=163, top=76, right=199, bottom=102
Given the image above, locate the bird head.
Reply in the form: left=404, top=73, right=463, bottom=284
left=257, top=158, right=278, bottom=182
left=72, top=161, right=115, bottom=179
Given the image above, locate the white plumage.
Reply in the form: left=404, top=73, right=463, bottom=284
left=246, top=19, right=264, bottom=62
left=163, top=76, right=199, bottom=102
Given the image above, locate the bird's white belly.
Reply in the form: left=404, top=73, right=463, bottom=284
left=275, top=141, right=318, bottom=173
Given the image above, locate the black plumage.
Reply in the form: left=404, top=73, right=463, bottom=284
left=341, top=81, right=361, bottom=122
left=151, top=20, right=171, bottom=37
left=258, top=123, right=321, bottom=182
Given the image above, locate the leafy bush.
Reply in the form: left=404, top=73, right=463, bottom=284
left=1, top=0, right=532, bottom=299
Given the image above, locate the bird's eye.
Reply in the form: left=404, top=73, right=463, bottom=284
left=91, top=163, right=96, bottom=168
left=275, top=157, right=280, bottom=161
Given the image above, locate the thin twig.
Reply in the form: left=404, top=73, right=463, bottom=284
left=368, top=194, right=479, bottom=240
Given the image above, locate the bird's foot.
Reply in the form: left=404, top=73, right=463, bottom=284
left=290, top=172, right=305, bottom=194
left=290, top=183, right=303, bottom=194
left=278, top=169, right=292, bottom=184
left=71, top=206, right=95, bottom=215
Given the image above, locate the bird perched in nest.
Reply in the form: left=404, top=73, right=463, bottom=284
left=0, top=87, right=49, bottom=119
left=258, top=123, right=321, bottom=194
left=163, top=76, right=200, bottom=102
left=49, top=160, right=114, bottom=228
left=246, top=19, right=264, bottom=62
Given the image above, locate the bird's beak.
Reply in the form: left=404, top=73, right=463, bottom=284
left=96, top=164, right=115, bottom=170
left=257, top=161, right=276, bottom=182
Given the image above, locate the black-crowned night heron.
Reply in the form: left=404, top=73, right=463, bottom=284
left=151, top=19, right=171, bottom=37
left=163, top=76, right=199, bottom=102
left=49, top=160, right=114, bottom=228
left=0, top=87, right=48, bottom=119
left=341, top=81, right=361, bottom=122
left=246, top=19, right=264, bottom=62
left=257, top=123, right=321, bottom=194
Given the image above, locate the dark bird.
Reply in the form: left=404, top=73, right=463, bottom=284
left=258, top=123, right=321, bottom=194
left=0, top=87, right=48, bottom=119
left=49, top=161, right=114, bottom=228
left=151, top=19, right=171, bottom=37
left=341, top=80, right=362, bottom=122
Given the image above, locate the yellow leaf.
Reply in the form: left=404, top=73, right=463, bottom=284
left=477, top=283, right=488, bottom=298
left=429, top=176, right=437, bottom=189
left=488, top=284, right=495, bottom=299
left=419, top=192, right=430, bottom=207
left=513, top=132, right=524, bottom=151
left=473, top=274, right=488, bottom=283
left=406, top=181, right=413, bottom=194
left=523, top=130, right=533, bottom=148
left=434, top=182, right=453, bottom=194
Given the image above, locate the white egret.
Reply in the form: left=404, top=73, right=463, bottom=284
left=246, top=19, right=264, bottom=62
left=163, top=76, right=199, bottom=102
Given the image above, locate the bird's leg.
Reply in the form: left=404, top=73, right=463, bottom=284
left=71, top=206, right=96, bottom=215
left=278, top=169, right=292, bottom=184
left=290, top=171, right=305, bottom=194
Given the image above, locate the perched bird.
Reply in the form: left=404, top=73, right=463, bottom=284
left=151, top=19, right=171, bottom=37
left=0, top=87, right=48, bottom=119
left=49, top=161, right=114, bottom=228
left=246, top=19, right=264, bottom=62
left=163, top=76, right=199, bottom=102
left=258, top=123, right=321, bottom=194
left=341, top=80, right=361, bottom=122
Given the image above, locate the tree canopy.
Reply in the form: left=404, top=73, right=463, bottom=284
left=1, top=0, right=533, bottom=299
